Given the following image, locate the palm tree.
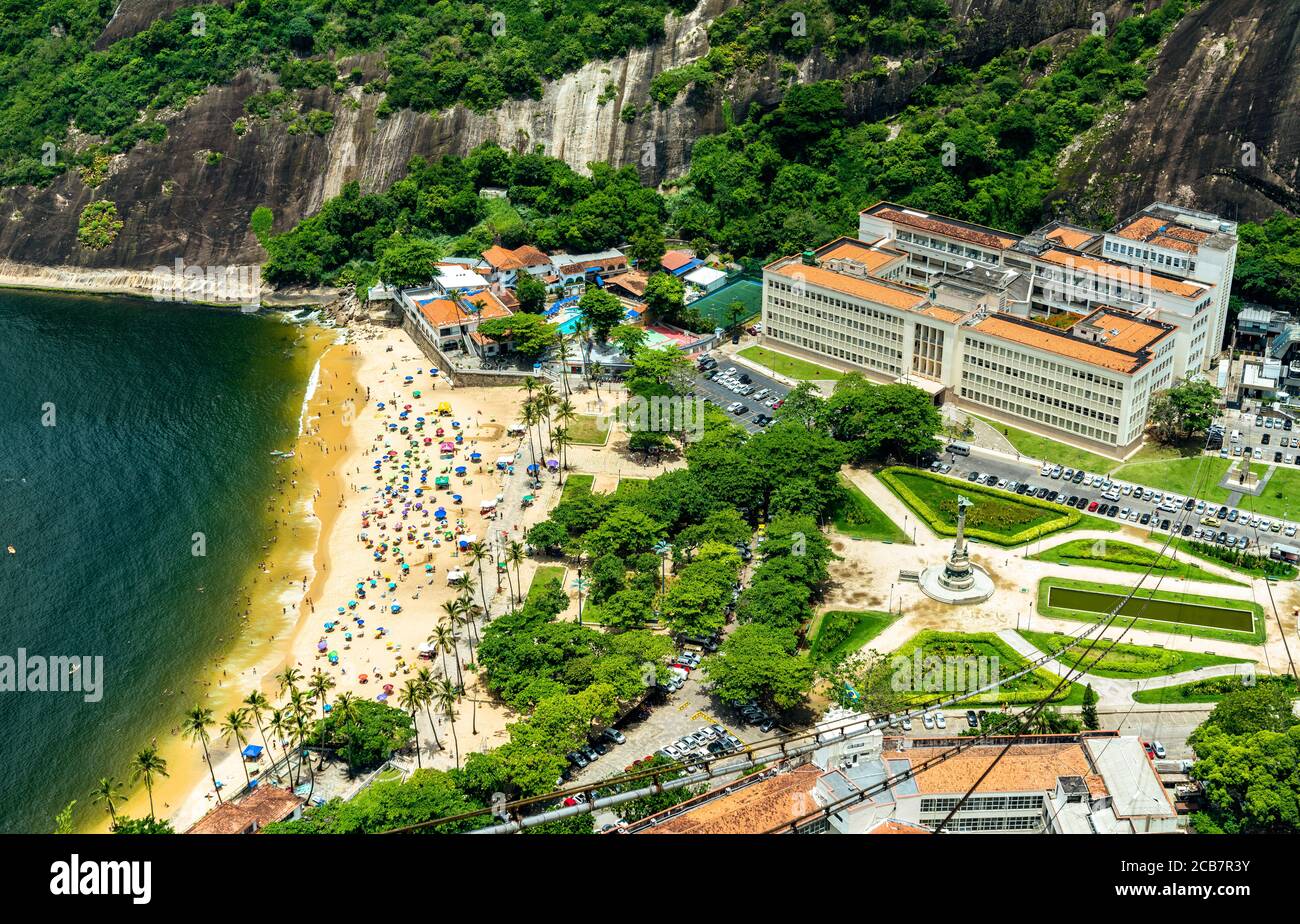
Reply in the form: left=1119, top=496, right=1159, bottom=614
left=398, top=680, right=425, bottom=768
left=553, top=426, right=571, bottom=482
left=220, top=708, right=254, bottom=788
left=521, top=398, right=541, bottom=470
left=91, top=776, right=125, bottom=827
left=243, top=690, right=275, bottom=771
left=456, top=593, right=483, bottom=664
left=181, top=704, right=222, bottom=803
left=590, top=361, right=604, bottom=402
left=554, top=332, right=572, bottom=398
left=130, top=746, right=169, bottom=820
left=432, top=677, right=461, bottom=770
left=276, top=665, right=303, bottom=698
left=507, top=541, right=527, bottom=607
left=308, top=669, right=335, bottom=724
left=538, top=382, right=559, bottom=450
left=289, top=687, right=315, bottom=793
left=467, top=541, right=493, bottom=623
left=430, top=619, right=463, bottom=689
left=267, top=707, right=293, bottom=780
left=414, top=665, right=442, bottom=751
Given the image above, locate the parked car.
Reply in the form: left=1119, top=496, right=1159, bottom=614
left=966, top=710, right=979, bottom=728
left=602, top=728, right=626, bottom=745
left=935, top=712, right=947, bottom=729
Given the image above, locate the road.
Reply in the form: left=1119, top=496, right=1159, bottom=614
left=690, top=355, right=791, bottom=433
left=941, top=445, right=1298, bottom=552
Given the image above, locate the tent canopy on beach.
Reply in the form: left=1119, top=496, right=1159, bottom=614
left=242, top=745, right=263, bottom=759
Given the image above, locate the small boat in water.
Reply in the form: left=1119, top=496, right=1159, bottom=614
left=270, top=450, right=296, bottom=459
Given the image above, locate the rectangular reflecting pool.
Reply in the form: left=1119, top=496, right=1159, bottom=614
left=1046, top=585, right=1255, bottom=632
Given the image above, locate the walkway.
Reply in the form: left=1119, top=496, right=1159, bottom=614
left=996, top=629, right=1256, bottom=705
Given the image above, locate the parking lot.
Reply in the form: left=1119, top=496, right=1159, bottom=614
left=1218, top=410, right=1298, bottom=465
left=691, top=355, right=790, bottom=432
left=936, top=449, right=1298, bottom=551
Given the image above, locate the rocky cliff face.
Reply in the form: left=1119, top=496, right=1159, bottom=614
left=1057, top=0, right=1300, bottom=227
left=0, top=0, right=1292, bottom=276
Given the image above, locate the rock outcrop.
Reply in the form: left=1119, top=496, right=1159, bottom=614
left=0, top=0, right=1292, bottom=276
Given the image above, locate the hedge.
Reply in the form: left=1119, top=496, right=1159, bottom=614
left=879, top=467, right=1080, bottom=547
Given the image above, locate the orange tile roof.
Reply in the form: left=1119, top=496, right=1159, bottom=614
left=1046, top=227, right=1096, bottom=249
left=1039, top=248, right=1208, bottom=299
left=885, top=742, right=1106, bottom=797
left=637, top=765, right=821, bottom=835
left=971, top=314, right=1151, bottom=374
left=868, top=819, right=933, bottom=834
left=416, top=290, right=512, bottom=329
left=867, top=205, right=1019, bottom=249
left=481, top=245, right=522, bottom=270
left=773, top=261, right=929, bottom=311
left=1077, top=309, right=1170, bottom=353
left=922, top=305, right=966, bottom=323
left=816, top=236, right=906, bottom=271
left=481, top=245, right=551, bottom=270
left=1116, top=216, right=1210, bottom=254
left=661, top=250, right=696, bottom=272
left=186, top=785, right=303, bottom=834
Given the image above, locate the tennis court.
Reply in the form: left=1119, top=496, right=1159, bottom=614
left=690, top=277, right=762, bottom=328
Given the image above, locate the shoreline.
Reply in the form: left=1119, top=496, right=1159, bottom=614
left=154, top=326, right=582, bottom=830
left=0, top=261, right=339, bottom=308
left=87, top=323, right=350, bottom=832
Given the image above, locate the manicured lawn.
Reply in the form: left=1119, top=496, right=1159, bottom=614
left=1235, top=467, right=1300, bottom=522
left=1029, top=537, right=1244, bottom=586
left=830, top=475, right=908, bottom=542
left=808, top=609, right=898, bottom=661
left=737, top=346, right=843, bottom=381
left=565, top=413, right=611, bottom=445
left=526, top=565, right=567, bottom=604
left=879, top=467, right=1116, bottom=547
left=973, top=415, right=1118, bottom=473
left=1110, top=456, right=1231, bottom=502
left=560, top=473, right=595, bottom=503
left=1018, top=630, right=1250, bottom=679
left=889, top=630, right=1087, bottom=706
left=1036, top=576, right=1265, bottom=645
left=1132, top=674, right=1293, bottom=704
left=613, top=477, right=649, bottom=501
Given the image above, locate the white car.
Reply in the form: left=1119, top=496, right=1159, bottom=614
left=1040, top=464, right=1052, bottom=476
left=1286, top=525, right=1297, bottom=538
left=922, top=713, right=935, bottom=729
left=901, top=717, right=912, bottom=731
left=934, top=712, right=946, bottom=729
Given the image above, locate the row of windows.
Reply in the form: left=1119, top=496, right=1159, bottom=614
left=920, top=794, right=1044, bottom=813
left=962, top=387, right=1120, bottom=444
left=966, top=337, right=1123, bottom=392
left=767, top=283, right=907, bottom=328
left=1104, top=237, right=1194, bottom=273
left=961, top=370, right=1121, bottom=427
left=894, top=229, right=999, bottom=265
left=964, top=355, right=1120, bottom=407
left=767, top=314, right=904, bottom=361
left=768, top=300, right=905, bottom=342
left=765, top=328, right=902, bottom=375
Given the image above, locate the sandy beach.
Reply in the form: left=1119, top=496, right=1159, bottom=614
left=121, top=324, right=586, bottom=832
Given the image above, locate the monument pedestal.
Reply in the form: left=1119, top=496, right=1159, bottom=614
left=918, top=493, right=995, bottom=605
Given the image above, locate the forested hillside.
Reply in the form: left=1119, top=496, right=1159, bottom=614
left=0, top=0, right=1294, bottom=279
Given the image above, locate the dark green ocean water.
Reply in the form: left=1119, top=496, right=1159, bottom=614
left=0, top=290, right=316, bottom=832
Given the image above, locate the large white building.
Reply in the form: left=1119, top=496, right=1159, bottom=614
left=761, top=201, right=1237, bottom=453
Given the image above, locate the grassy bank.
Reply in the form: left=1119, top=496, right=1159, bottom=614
left=737, top=346, right=843, bottom=381
left=830, top=475, right=908, bottom=542
left=1029, top=537, right=1244, bottom=586
left=808, top=609, right=898, bottom=662
left=972, top=415, right=1118, bottom=474
left=1018, top=630, right=1250, bottom=679
left=889, top=630, right=1087, bottom=706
